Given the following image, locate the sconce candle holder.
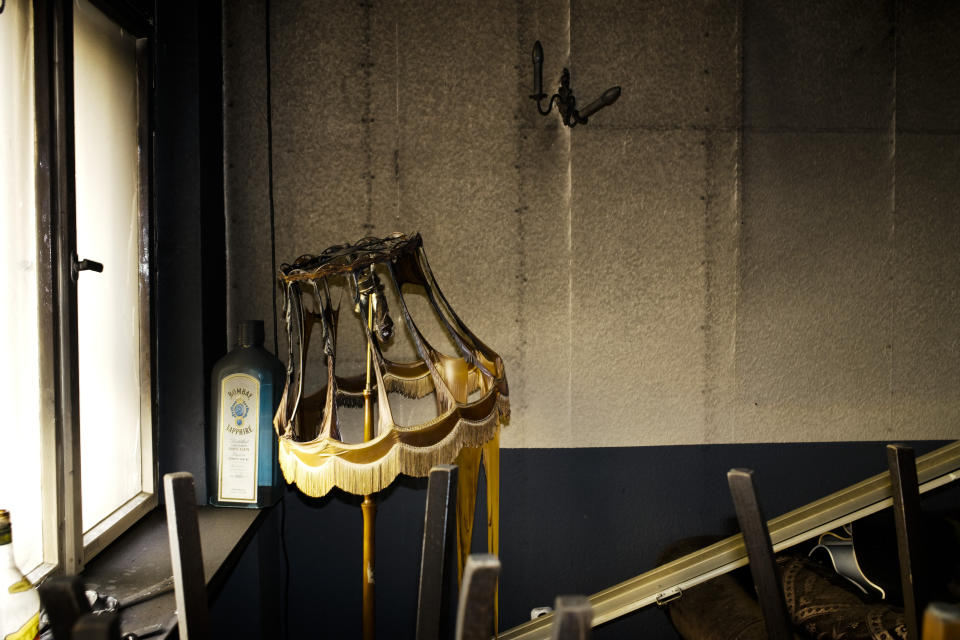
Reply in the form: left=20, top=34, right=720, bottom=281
left=530, top=40, right=621, bottom=127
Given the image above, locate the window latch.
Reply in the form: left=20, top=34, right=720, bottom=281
left=72, top=256, right=104, bottom=280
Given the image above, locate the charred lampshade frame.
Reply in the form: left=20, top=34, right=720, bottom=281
left=273, top=232, right=509, bottom=497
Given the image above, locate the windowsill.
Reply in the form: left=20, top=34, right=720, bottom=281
left=80, top=504, right=266, bottom=638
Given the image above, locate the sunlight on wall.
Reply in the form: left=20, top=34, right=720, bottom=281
left=0, top=0, right=43, bottom=573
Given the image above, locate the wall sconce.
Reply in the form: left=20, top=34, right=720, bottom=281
left=530, top=40, right=621, bottom=127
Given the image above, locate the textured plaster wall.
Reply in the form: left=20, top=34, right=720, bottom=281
left=223, top=0, right=960, bottom=448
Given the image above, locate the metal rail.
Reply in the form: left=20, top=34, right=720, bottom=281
left=499, top=441, right=960, bottom=640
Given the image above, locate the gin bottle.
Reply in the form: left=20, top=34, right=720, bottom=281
left=208, top=320, right=286, bottom=508
left=0, top=510, right=40, bottom=640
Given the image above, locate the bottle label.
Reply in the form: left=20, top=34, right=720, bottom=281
left=4, top=612, right=39, bottom=640
left=217, top=373, right=260, bottom=503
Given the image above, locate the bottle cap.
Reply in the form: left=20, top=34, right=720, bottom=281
left=238, top=320, right=265, bottom=347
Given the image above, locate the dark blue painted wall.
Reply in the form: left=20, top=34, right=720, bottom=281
left=209, top=441, right=957, bottom=639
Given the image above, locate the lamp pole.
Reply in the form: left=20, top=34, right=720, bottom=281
left=362, top=297, right=376, bottom=640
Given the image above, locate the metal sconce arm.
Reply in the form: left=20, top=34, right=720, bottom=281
left=530, top=40, right=621, bottom=127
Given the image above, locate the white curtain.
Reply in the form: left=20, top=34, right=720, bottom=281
left=0, top=0, right=44, bottom=574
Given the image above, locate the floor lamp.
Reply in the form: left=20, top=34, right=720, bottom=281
left=273, top=233, right=509, bottom=639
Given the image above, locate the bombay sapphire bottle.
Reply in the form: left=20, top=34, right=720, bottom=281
left=208, top=320, right=286, bottom=508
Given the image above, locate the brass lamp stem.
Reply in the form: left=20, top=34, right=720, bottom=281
left=362, top=294, right=376, bottom=640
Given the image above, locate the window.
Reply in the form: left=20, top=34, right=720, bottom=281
left=0, top=0, right=155, bottom=578
left=73, top=0, right=155, bottom=559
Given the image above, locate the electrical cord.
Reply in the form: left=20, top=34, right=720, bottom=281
left=280, top=494, right=291, bottom=639
left=264, top=2, right=289, bottom=638
left=265, top=0, right=279, bottom=361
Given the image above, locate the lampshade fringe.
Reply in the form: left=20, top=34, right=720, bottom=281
left=278, top=408, right=502, bottom=497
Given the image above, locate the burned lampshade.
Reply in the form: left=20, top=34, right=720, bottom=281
left=273, top=232, right=509, bottom=497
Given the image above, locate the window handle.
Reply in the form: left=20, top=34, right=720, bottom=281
left=77, top=259, right=103, bottom=273
left=73, top=256, right=104, bottom=280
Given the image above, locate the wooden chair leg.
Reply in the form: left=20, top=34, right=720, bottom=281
left=728, top=468, right=793, bottom=640
left=923, top=602, right=960, bottom=640
left=550, top=595, right=593, bottom=640
left=163, top=472, right=210, bottom=640
left=887, top=445, right=925, bottom=640
left=416, top=464, right=459, bottom=640
left=38, top=575, right=91, bottom=640
left=71, top=612, right=120, bottom=640
left=455, top=554, right=500, bottom=640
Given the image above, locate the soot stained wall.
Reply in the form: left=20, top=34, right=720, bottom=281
left=204, top=2, right=960, bottom=639
left=222, top=0, right=960, bottom=449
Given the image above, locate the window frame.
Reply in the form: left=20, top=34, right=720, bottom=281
left=31, top=0, right=157, bottom=578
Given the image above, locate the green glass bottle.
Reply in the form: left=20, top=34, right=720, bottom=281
left=208, top=320, right=285, bottom=508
